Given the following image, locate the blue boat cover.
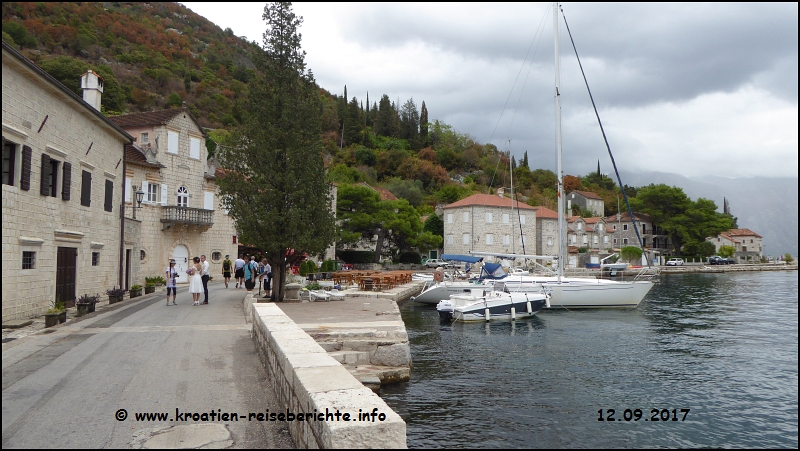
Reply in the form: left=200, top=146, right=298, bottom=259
left=480, top=262, right=508, bottom=279
left=441, top=254, right=483, bottom=263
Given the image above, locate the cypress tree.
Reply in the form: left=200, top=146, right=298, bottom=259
left=419, top=101, right=429, bottom=146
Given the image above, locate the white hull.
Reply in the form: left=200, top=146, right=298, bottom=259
left=416, top=277, right=653, bottom=308
left=437, top=291, right=548, bottom=322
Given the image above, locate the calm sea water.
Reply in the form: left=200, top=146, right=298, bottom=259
left=383, top=271, right=798, bottom=448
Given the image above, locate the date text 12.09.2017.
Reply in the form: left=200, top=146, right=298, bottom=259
left=598, top=408, right=690, bottom=422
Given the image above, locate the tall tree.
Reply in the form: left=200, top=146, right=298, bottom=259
left=216, top=2, right=335, bottom=302
left=400, top=98, right=420, bottom=149
left=419, top=101, right=429, bottom=146
left=522, top=151, right=529, bottom=169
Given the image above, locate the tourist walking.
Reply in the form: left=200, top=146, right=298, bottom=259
left=243, top=256, right=258, bottom=291
left=165, top=259, right=178, bottom=306
left=189, top=256, right=203, bottom=305
left=222, top=255, right=233, bottom=288
left=234, top=254, right=246, bottom=289
left=200, top=254, right=210, bottom=304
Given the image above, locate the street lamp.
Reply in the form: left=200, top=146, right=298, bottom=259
left=132, top=185, right=145, bottom=219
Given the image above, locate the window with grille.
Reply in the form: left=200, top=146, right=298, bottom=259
left=147, top=183, right=158, bottom=202
left=212, top=252, right=222, bottom=261
left=140, top=250, right=146, bottom=260
left=92, top=252, right=100, bottom=266
left=177, top=186, right=188, bottom=207
left=22, top=251, right=36, bottom=269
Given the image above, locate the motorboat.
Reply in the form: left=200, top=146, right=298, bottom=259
left=436, top=282, right=549, bottom=322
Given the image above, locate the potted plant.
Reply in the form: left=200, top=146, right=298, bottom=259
left=145, top=277, right=158, bottom=293
left=130, top=284, right=143, bottom=298
left=45, top=298, right=64, bottom=328
left=107, top=286, right=126, bottom=304
left=75, top=293, right=99, bottom=316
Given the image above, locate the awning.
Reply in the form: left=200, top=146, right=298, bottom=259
left=441, top=254, right=484, bottom=263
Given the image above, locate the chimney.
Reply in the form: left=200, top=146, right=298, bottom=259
left=80, top=70, right=104, bottom=111
left=497, top=187, right=504, bottom=198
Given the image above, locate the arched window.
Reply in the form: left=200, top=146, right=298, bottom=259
left=177, top=186, right=188, bottom=207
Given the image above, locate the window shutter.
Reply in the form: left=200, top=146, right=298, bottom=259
left=104, top=179, right=114, bottom=212
left=125, top=177, right=131, bottom=202
left=161, top=184, right=168, bottom=205
left=81, top=170, right=92, bottom=207
left=40, top=153, right=51, bottom=196
left=61, top=161, right=71, bottom=200
left=204, top=191, right=214, bottom=210
left=20, top=145, right=32, bottom=191
left=190, top=138, right=200, bottom=159
left=168, top=131, right=178, bottom=154
left=141, top=181, right=149, bottom=203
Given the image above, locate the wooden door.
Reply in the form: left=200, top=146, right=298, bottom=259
left=56, top=247, right=77, bottom=308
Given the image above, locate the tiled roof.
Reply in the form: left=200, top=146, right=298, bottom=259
left=603, top=211, right=654, bottom=223
left=444, top=193, right=535, bottom=210
left=570, top=190, right=603, bottom=200
left=109, top=107, right=207, bottom=137
left=124, top=143, right=162, bottom=168
left=358, top=183, right=398, bottom=201
left=726, top=228, right=762, bottom=238
left=531, top=206, right=558, bottom=219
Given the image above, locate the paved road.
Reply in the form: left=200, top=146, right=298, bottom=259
left=2, top=283, right=294, bottom=449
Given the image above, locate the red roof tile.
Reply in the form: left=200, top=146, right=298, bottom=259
left=109, top=108, right=206, bottom=137
left=531, top=206, right=558, bottom=219
left=444, top=193, right=536, bottom=210
left=725, top=228, right=762, bottom=238
left=570, top=190, right=603, bottom=200
left=124, top=143, right=162, bottom=168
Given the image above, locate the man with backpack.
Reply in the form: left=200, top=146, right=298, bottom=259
left=244, top=256, right=259, bottom=291
left=222, top=255, right=233, bottom=288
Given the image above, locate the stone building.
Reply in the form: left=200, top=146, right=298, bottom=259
left=566, top=190, right=605, bottom=216
left=2, top=42, right=132, bottom=321
left=108, top=109, right=238, bottom=286
left=604, top=211, right=670, bottom=263
left=531, top=206, right=558, bottom=257
left=442, top=193, right=537, bottom=258
left=567, top=216, right=612, bottom=252
left=707, top=228, right=763, bottom=262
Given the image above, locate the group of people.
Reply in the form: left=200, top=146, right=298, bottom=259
left=223, top=254, right=272, bottom=298
left=164, top=253, right=273, bottom=306
left=165, top=255, right=211, bottom=306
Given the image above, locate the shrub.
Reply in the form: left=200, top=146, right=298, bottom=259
left=620, top=246, right=643, bottom=261
left=785, top=253, right=795, bottom=264
left=76, top=294, right=100, bottom=305
left=578, top=247, right=588, bottom=254
left=106, top=286, right=126, bottom=297
left=305, top=282, right=322, bottom=291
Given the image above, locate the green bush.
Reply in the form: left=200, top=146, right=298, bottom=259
left=578, top=247, right=588, bottom=254
left=620, top=246, right=643, bottom=261
left=320, top=259, right=335, bottom=272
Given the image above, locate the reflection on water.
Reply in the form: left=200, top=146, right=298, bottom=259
left=383, top=272, right=798, bottom=448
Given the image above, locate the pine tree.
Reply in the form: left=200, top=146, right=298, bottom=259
left=523, top=151, right=529, bottom=169
left=216, top=2, right=335, bottom=302
left=400, top=98, right=420, bottom=149
left=419, top=101, right=429, bottom=146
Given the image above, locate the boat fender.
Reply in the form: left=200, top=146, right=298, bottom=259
left=526, top=293, right=532, bottom=314
left=434, top=270, right=444, bottom=282
left=485, top=308, right=490, bottom=322
left=511, top=307, right=516, bottom=320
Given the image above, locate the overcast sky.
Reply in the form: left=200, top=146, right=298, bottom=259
left=181, top=2, right=798, bottom=179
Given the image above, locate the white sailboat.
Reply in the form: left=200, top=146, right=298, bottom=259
left=432, top=3, right=654, bottom=309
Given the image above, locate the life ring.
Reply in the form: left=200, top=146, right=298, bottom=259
left=433, top=270, right=444, bottom=282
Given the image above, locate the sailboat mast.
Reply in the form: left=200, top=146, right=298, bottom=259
left=509, top=146, right=515, bottom=255
left=554, top=2, right=565, bottom=281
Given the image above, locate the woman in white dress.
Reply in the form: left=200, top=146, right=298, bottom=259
left=189, top=256, right=204, bottom=305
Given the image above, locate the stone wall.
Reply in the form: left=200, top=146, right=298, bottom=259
left=443, top=204, right=537, bottom=256
left=3, top=49, right=127, bottom=321
left=249, top=298, right=406, bottom=449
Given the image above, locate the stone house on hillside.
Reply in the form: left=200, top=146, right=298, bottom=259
left=567, top=190, right=605, bottom=216
left=3, top=41, right=132, bottom=322
left=108, top=108, right=238, bottom=286
left=567, top=216, right=612, bottom=253
left=443, top=193, right=537, bottom=258
left=707, top=228, right=763, bottom=262
left=604, top=211, right=671, bottom=263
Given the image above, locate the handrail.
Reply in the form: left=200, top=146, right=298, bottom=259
left=160, top=206, right=214, bottom=226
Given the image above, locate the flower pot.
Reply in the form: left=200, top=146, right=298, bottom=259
left=130, top=289, right=142, bottom=298
left=145, top=285, right=155, bottom=294
left=59, top=311, right=67, bottom=323
left=109, top=295, right=123, bottom=304
left=45, top=313, right=59, bottom=328
left=76, top=303, right=95, bottom=317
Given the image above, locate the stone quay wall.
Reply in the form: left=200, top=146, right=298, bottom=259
left=248, top=296, right=406, bottom=448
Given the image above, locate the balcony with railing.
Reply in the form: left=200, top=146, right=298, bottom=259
left=160, top=206, right=214, bottom=231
